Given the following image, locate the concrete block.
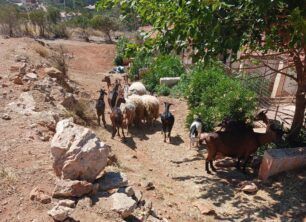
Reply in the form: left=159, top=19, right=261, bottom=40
left=259, top=147, right=306, bottom=180
left=160, top=77, right=180, bottom=87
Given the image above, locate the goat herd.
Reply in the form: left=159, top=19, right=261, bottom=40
left=96, top=76, right=175, bottom=142
left=96, top=76, right=284, bottom=174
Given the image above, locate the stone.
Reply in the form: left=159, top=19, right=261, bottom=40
left=15, top=55, right=28, bottom=62
left=61, top=93, right=77, bottom=109
left=53, top=179, right=93, bottom=198
left=2, top=114, right=11, bottom=120
left=30, top=187, right=51, bottom=204
left=45, top=67, right=64, bottom=80
left=147, top=215, right=164, bottom=222
left=118, top=186, right=135, bottom=197
left=71, top=197, right=122, bottom=222
left=145, top=182, right=155, bottom=191
left=97, top=172, right=128, bottom=191
left=23, top=73, right=38, bottom=81
left=109, top=193, right=137, bottom=218
left=19, top=63, right=27, bottom=75
left=76, top=197, right=93, bottom=208
left=193, top=201, right=215, bottom=215
left=13, top=76, right=23, bottom=85
left=159, top=77, right=180, bottom=87
left=48, top=205, right=73, bottom=221
left=259, top=147, right=306, bottom=180
left=58, top=199, right=76, bottom=208
left=51, top=118, right=109, bottom=182
left=133, top=189, right=143, bottom=203
left=241, top=183, right=258, bottom=194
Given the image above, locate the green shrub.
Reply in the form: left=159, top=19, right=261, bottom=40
left=129, top=50, right=152, bottom=81
left=170, top=73, right=191, bottom=98
left=51, top=23, right=69, bottom=39
left=143, top=54, right=185, bottom=92
left=156, top=85, right=171, bottom=96
left=185, top=63, right=258, bottom=131
left=114, top=55, right=124, bottom=66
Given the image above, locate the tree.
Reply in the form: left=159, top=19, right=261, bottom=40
left=0, top=5, right=20, bottom=37
left=91, top=15, right=119, bottom=43
left=47, top=7, right=61, bottom=24
left=98, top=0, right=305, bottom=142
left=29, top=9, right=47, bottom=37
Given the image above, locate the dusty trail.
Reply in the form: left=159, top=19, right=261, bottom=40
left=0, top=38, right=305, bottom=222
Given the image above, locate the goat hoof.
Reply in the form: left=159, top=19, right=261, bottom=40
left=206, top=170, right=213, bottom=175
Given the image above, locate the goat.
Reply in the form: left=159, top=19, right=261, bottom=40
left=96, top=89, right=107, bottom=127
left=120, top=101, right=136, bottom=135
left=203, top=119, right=284, bottom=174
left=189, top=115, right=203, bottom=148
left=109, top=93, right=126, bottom=140
left=160, top=102, right=175, bottom=143
left=102, top=76, right=111, bottom=90
left=108, top=83, right=121, bottom=110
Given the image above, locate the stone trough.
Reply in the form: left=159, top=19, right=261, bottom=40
left=259, top=147, right=306, bottom=180
left=160, top=77, right=180, bottom=87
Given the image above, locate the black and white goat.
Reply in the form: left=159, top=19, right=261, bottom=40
left=160, top=102, right=175, bottom=143
left=189, top=116, right=202, bottom=148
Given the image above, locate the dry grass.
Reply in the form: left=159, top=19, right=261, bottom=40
left=33, top=44, right=49, bottom=58
left=0, top=166, right=16, bottom=183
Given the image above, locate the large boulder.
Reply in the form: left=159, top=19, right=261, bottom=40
left=51, top=118, right=109, bottom=182
left=53, top=179, right=93, bottom=198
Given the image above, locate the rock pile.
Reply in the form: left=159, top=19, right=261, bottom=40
left=46, top=120, right=164, bottom=221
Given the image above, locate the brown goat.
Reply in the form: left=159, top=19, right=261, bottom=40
left=109, top=93, right=126, bottom=140
left=204, top=117, right=283, bottom=174
left=102, top=76, right=111, bottom=90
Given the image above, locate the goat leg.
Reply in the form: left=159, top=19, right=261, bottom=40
left=102, top=114, right=106, bottom=128
left=112, top=127, right=117, bottom=139
left=210, top=160, right=216, bottom=172
left=121, top=127, right=126, bottom=141
left=117, top=127, right=121, bottom=137
left=205, top=160, right=212, bottom=174
left=97, top=115, right=100, bottom=126
left=235, top=157, right=241, bottom=170
left=242, top=156, right=251, bottom=173
left=163, top=131, right=166, bottom=143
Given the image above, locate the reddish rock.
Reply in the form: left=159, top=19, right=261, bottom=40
left=259, top=147, right=306, bottom=180
left=53, top=179, right=93, bottom=198
left=193, top=201, right=215, bottom=215
left=30, top=187, right=51, bottom=204
left=13, top=76, right=23, bottom=85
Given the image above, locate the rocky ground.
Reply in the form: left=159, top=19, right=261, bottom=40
left=0, top=37, right=305, bottom=222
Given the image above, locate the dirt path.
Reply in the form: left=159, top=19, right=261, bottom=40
left=0, top=38, right=305, bottom=222
left=57, top=39, right=306, bottom=221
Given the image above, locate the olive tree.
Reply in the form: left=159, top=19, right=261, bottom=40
left=98, top=0, right=305, bottom=142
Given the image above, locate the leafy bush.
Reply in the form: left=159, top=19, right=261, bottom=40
left=156, top=85, right=171, bottom=96
left=170, top=73, right=191, bottom=98
left=185, top=63, right=258, bottom=131
left=114, top=55, right=124, bottom=66
left=142, top=54, right=185, bottom=92
left=51, top=23, right=69, bottom=39
left=129, top=50, right=152, bottom=81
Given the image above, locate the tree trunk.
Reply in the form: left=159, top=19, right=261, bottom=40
left=288, top=53, right=306, bottom=142
left=106, top=31, right=113, bottom=43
